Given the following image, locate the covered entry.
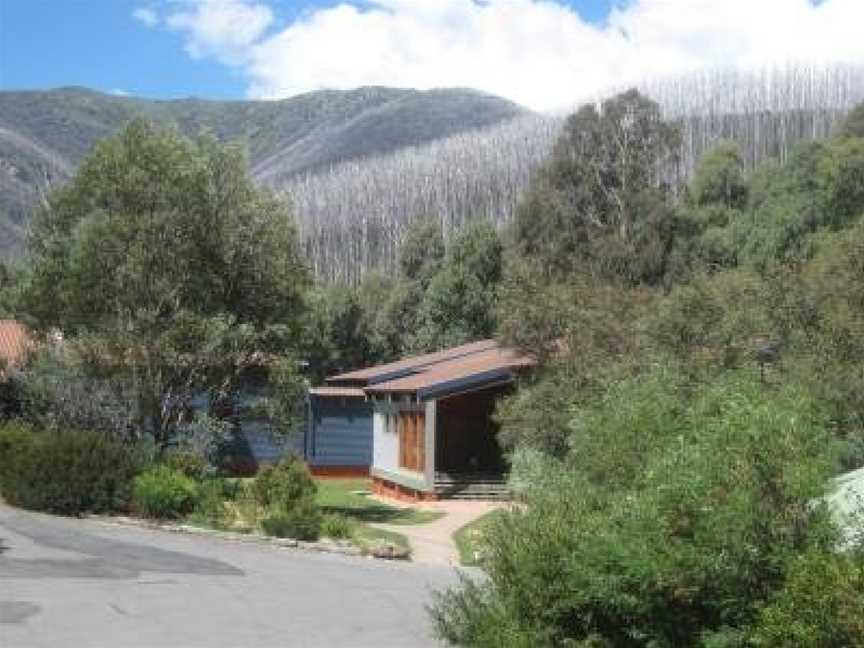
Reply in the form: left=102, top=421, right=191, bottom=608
left=434, top=384, right=507, bottom=476
left=357, top=339, right=533, bottom=500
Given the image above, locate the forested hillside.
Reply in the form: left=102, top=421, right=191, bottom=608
left=286, top=64, right=864, bottom=283
left=0, top=85, right=526, bottom=259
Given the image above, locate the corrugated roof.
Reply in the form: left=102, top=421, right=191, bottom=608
left=326, top=338, right=499, bottom=385
left=0, top=320, right=32, bottom=373
left=309, top=386, right=367, bottom=398
left=363, top=346, right=534, bottom=397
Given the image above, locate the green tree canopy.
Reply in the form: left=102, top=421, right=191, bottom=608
left=689, top=140, right=749, bottom=210
left=19, top=119, right=310, bottom=449
left=840, top=100, right=864, bottom=138
left=513, top=89, right=681, bottom=283
left=398, top=218, right=445, bottom=283
left=433, top=370, right=844, bottom=646
left=414, top=220, right=503, bottom=350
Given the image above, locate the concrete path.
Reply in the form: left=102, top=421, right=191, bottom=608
left=0, top=503, right=459, bottom=648
left=371, top=499, right=504, bottom=566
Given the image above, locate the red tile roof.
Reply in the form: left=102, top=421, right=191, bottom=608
left=0, top=320, right=32, bottom=373
left=327, top=339, right=500, bottom=385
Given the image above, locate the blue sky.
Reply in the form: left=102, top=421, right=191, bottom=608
left=0, top=1, right=615, bottom=99
left=1, top=1, right=860, bottom=112
left=1, top=0, right=249, bottom=98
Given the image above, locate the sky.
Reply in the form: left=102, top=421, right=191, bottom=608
left=1, top=0, right=862, bottom=112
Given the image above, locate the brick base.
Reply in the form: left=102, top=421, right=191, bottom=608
left=309, top=465, right=370, bottom=478
left=371, top=475, right=438, bottom=502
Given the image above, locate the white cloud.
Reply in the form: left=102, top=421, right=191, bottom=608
left=158, top=0, right=864, bottom=112
left=110, top=89, right=131, bottom=96
left=164, top=0, right=274, bottom=65
left=132, top=7, right=159, bottom=28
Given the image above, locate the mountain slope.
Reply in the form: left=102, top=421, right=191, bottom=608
left=0, top=86, right=528, bottom=259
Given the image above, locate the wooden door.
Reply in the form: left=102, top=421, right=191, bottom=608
left=398, top=411, right=425, bottom=472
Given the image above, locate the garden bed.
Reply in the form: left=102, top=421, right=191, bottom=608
left=174, top=476, right=436, bottom=559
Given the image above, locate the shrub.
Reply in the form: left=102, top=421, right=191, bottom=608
left=0, top=424, right=140, bottom=515
left=188, top=478, right=229, bottom=529
left=261, top=498, right=322, bottom=541
left=752, top=549, right=864, bottom=647
left=232, top=481, right=262, bottom=530
left=321, top=513, right=355, bottom=540
left=431, top=371, right=841, bottom=646
left=0, top=421, right=34, bottom=483
left=253, top=455, right=317, bottom=512
left=133, top=466, right=199, bottom=519
left=0, top=375, right=23, bottom=421
left=163, top=450, right=211, bottom=481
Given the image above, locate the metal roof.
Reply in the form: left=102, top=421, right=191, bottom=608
left=362, top=346, right=534, bottom=398
left=0, top=320, right=32, bottom=373
left=309, top=386, right=367, bottom=398
left=326, top=339, right=499, bottom=385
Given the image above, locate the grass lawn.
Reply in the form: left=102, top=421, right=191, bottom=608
left=314, top=478, right=447, bottom=558
left=315, top=478, right=445, bottom=525
left=453, top=509, right=506, bottom=566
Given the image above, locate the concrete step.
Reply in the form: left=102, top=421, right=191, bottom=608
left=433, top=474, right=511, bottom=500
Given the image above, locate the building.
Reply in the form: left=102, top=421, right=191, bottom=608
left=315, top=339, right=534, bottom=499
left=0, top=320, right=32, bottom=378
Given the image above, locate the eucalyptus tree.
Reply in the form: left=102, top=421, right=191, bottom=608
left=280, top=65, right=862, bottom=284
left=841, top=100, right=864, bottom=138
left=513, top=89, right=681, bottom=283
left=413, top=220, right=503, bottom=351
left=20, top=119, right=310, bottom=450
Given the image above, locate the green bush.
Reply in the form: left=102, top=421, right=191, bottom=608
left=432, top=371, right=842, bottom=647
left=321, top=513, right=355, bottom=539
left=752, top=549, right=864, bottom=647
left=163, top=450, right=211, bottom=481
left=0, top=423, right=140, bottom=515
left=188, top=478, right=229, bottom=529
left=261, top=498, right=322, bottom=541
left=253, top=455, right=317, bottom=512
left=0, top=421, right=34, bottom=483
left=133, top=466, right=199, bottom=519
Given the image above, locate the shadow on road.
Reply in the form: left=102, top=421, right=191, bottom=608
left=0, top=513, right=244, bottom=579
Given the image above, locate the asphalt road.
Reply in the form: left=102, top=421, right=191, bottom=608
left=0, top=504, right=459, bottom=648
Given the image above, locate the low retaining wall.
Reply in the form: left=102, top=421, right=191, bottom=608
left=372, top=475, right=438, bottom=502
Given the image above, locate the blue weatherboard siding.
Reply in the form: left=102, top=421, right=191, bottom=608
left=308, top=396, right=373, bottom=466
left=219, top=386, right=373, bottom=470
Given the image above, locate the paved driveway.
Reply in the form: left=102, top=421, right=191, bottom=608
left=0, top=504, right=458, bottom=648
